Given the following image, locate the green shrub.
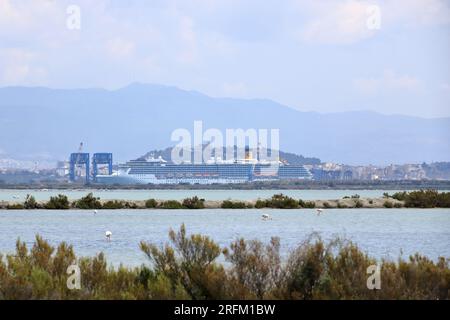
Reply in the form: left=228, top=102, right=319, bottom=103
left=6, top=203, right=24, bottom=209
left=351, top=194, right=360, bottom=199
left=102, top=200, right=125, bottom=209
left=254, top=199, right=267, bottom=208
left=182, top=196, right=205, bottom=209
left=160, top=200, right=184, bottom=209
left=145, top=199, right=158, bottom=208
left=368, top=200, right=373, bottom=205
left=383, top=200, right=393, bottom=208
left=73, top=193, right=102, bottom=209
left=44, top=194, right=70, bottom=209
left=124, top=201, right=138, bottom=209
left=394, top=202, right=403, bottom=208
left=24, top=194, right=39, bottom=209
left=265, top=194, right=298, bottom=209
left=354, top=200, right=363, bottom=208
left=323, top=202, right=332, bottom=208
left=298, top=199, right=315, bottom=208
left=391, top=191, right=407, bottom=201
left=337, top=202, right=348, bottom=208
left=221, top=200, right=251, bottom=209
left=402, top=190, right=448, bottom=208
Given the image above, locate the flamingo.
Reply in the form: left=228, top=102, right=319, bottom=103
left=105, top=231, right=112, bottom=241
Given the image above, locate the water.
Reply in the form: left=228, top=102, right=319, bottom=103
left=0, top=208, right=449, bottom=267
left=1, top=189, right=444, bottom=201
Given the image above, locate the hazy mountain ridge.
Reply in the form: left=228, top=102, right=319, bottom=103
left=0, top=83, right=448, bottom=165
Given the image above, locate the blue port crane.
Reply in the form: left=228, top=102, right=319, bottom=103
left=92, top=153, right=113, bottom=181
left=69, top=142, right=90, bottom=184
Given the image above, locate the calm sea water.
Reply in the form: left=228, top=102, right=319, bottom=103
left=2, top=189, right=446, bottom=201
left=0, top=209, right=448, bottom=267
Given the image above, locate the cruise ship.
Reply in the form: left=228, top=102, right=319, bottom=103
left=96, top=153, right=312, bottom=185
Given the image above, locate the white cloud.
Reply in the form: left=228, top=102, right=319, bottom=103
left=0, top=48, right=47, bottom=85
left=297, top=0, right=450, bottom=45
left=353, top=69, right=420, bottom=94
left=300, top=1, right=376, bottom=44
left=382, top=0, right=450, bottom=27
left=106, top=37, right=135, bottom=59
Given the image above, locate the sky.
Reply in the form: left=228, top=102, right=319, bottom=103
left=0, top=0, right=449, bottom=118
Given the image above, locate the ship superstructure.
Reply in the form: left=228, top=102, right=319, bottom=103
left=96, top=154, right=312, bottom=185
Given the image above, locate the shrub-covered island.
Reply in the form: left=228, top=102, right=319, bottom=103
left=1, top=190, right=449, bottom=210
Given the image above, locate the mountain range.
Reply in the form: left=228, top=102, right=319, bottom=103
left=0, top=83, right=448, bottom=165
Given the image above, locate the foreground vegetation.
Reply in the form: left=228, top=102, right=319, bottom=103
left=0, top=225, right=448, bottom=300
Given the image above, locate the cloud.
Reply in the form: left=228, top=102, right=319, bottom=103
left=106, top=37, right=135, bottom=59
left=382, top=0, right=450, bottom=27
left=300, top=1, right=377, bottom=44
left=0, top=48, right=47, bottom=85
left=298, top=0, right=450, bottom=44
left=353, top=69, right=420, bottom=94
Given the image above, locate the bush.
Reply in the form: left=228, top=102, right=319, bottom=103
left=140, top=224, right=224, bottom=299
left=145, top=199, right=158, bottom=208
left=254, top=199, right=267, bottom=208
left=368, top=200, right=373, bottom=205
left=124, top=201, right=138, bottom=209
left=337, top=202, right=348, bottom=209
left=265, top=194, right=298, bottom=209
left=6, top=203, right=24, bottom=209
left=44, top=194, right=70, bottom=210
left=323, top=202, right=332, bottom=208
left=221, top=200, right=251, bottom=209
left=24, top=194, right=39, bottom=209
left=182, top=196, right=205, bottom=209
left=402, top=190, right=449, bottom=208
left=354, top=200, right=363, bottom=208
left=391, top=191, right=407, bottom=201
left=394, top=202, right=403, bottom=208
left=0, top=228, right=448, bottom=300
left=160, top=200, right=184, bottom=209
left=383, top=200, right=393, bottom=208
left=73, top=193, right=102, bottom=209
left=351, top=194, right=360, bottom=199
left=102, top=200, right=125, bottom=209
left=298, top=199, right=315, bottom=208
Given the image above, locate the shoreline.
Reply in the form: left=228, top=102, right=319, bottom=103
left=0, top=197, right=406, bottom=209
left=2, top=190, right=448, bottom=209
left=1, top=179, right=450, bottom=191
